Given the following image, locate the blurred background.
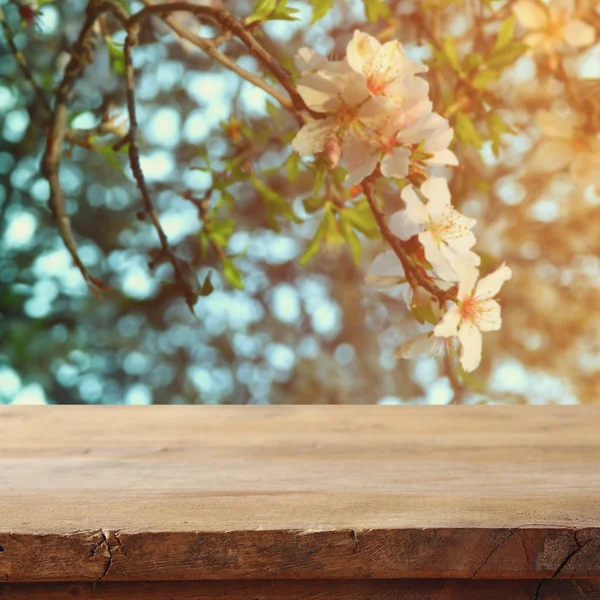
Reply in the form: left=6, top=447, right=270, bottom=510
left=1, top=0, right=599, bottom=405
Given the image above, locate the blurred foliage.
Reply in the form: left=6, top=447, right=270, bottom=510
left=0, top=0, right=599, bottom=405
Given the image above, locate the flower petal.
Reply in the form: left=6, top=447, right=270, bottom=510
left=342, top=136, right=379, bottom=187
left=419, top=231, right=458, bottom=282
left=421, top=177, right=451, bottom=214
left=296, top=73, right=341, bottom=111
left=475, top=299, right=502, bottom=332
left=563, top=19, right=596, bottom=48
left=395, top=333, right=436, bottom=359
left=380, top=147, right=411, bottom=180
left=528, top=139, right=574, bottom=173
left=401, top=185, right=428, bottom=224
left=291, top=119, right=336, bottom=156
left=389, top=209, right=420, bottom=241
left=365, top=249, right=406, bottom=289
left=451, top=256, right=479, bottom=300
left=474, top=263, right=512, bottom=299
left=434, top=304, right=461, bottom=338
left=346, top=30, right=379, bottom=75
left=512, top=0, right=549, bottom=30
left=340, top=72, right=371, bottom=105
left=425, top=148, right=459, bottom=166
left=295, top=48, right=327, bottom=72
left=457, top=321, right=483, bottom=372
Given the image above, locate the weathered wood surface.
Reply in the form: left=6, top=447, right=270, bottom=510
left=1, top=406, right=600, bottom=582
left=2, top=579, right=599, bottom=600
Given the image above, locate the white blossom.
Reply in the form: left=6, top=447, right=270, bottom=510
left=342, top=99, right=432, bottom=187
left=513, top=0, right=596, bottom=52
left=434, top=261, right=512, bottom=372
left=394, top=112, right=459, bottom=168
left=529, top=110, right=600, bottom=189
left=291, top=69, right=371, bottom=158
left=401, top=178, right=479, bottom=281
left=345, top=30, right=428, bottom=105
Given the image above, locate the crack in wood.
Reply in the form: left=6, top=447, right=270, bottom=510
left=471, top=527, right=519, bottom=579
left=532, top=531, right=593, bottom=600
left=350, top=530, right=359, bottom=554
left=97, top=530, right=123, bottom=581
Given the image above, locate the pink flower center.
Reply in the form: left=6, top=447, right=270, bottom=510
left=459, top=296, right=479, bottom=322
left=366, top=75, right=386, bottom=96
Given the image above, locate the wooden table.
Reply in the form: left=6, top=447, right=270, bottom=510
left=0, top=406, right=599, bottom=599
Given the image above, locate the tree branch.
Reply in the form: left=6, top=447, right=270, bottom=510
left=362, top=173, right=450, bottom=306
left=122, top=22, right=199, bottom=312
left=39, top=0, right=116, bottom=291
left=140, top=1, right=299, bottom=120
left=128, top=1, right=323, bottom=118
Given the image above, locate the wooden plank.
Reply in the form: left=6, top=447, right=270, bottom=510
left=2, top=579, right=599, bottom=600
left=1, top=406, right=600, bottom=581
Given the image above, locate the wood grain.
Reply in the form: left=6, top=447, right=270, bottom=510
left=1, top=406, right=600, bottom=582
left=1, top=580, right=599, bottom=600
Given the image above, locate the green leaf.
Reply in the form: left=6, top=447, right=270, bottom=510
left=454, top=113, right=483, bottom=149
left=112, top=0, right=131, bottom=14
left=487, top=112, right=515, bottom=156
left=271, top=0, right=301, bottom=21
left=341, top=201, right=379, bottom=238
left=487, top=41, right=528, bottom=70
left=323, top=208, right=346, bottom=249
left=340, top=219, right=362, bottom=266
left=248, top=0, right=277, bottom=22
left=286, top=151, right=300, bottom=183
left=363, top=0, right=390, bottom=22
left=472, top=68, right=499, bottom=89
left=209, top=219, right=235, bottom=248
left=199, top=272, right=214, bottom=297
left=310, top=0, right=333, bottom=23
left=463, top=52, right=484, bottom=72
left=303, top=195, right=326, bottom=214
left=222, top=258, right=244, bottom=290
left=313, top=162, right=328, bottom=194
left=97, top=145, right=123, bottom=173
left=252, top=175, right=301, bottom=228
left=494, top=15, right=516, bottom=50
left=443, top=35, right=461, bottom=71
left=299, top=217, right=327, bottom=266
left=265, top=100, right=280, bottom=120
left=106, top=38, right=125, bottom=77
left=247, top=0, right=299, bottom=23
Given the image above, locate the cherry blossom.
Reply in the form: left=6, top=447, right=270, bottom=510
left=394, top=112, right=459, bottom=169
left=291, top=69, right=371, bottom=158
left=434, top=261, right=512, bottom=372
left=345, top=30, right=428, bottom=104
left=401, top=178, right=479, bottom=281
left=342, top=99, right=433, bottom=187
left=529, top=110, right=600, bottom=190
left=513, top=0, right=596, bottom=53
left=291, top=30, right=510, bottom=375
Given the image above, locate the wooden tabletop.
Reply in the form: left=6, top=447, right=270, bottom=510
left=1, top=406, right=599, bottom=582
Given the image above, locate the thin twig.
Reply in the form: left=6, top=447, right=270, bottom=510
left=40, top=0, right=116, bottom=290
left=0, top=5, right=52, bottom=115
left=140, top=1, right=298, bottom=120
left=122, top=22, right=199, bottom=312
left=128, top=1, right=324, bottom=118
